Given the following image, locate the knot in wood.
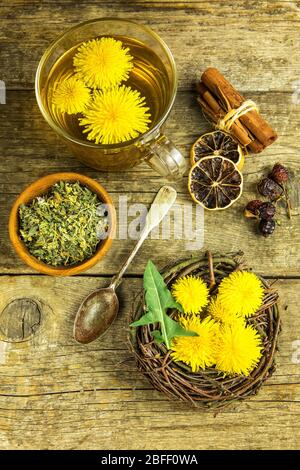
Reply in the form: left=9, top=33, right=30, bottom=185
left=0, top=298, right=42, bottom=342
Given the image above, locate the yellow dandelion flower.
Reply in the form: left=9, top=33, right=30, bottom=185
left=218, top=271, right=264, bottom=318
left=215, top=321, right=263, bottom=376
left=79, top=85, right=151, bottom=145
left=171, top=315, right=218, bottom=372
left=207, top=296, right=242, bottom=324
left=73, top=37, right=134, bottom=89
left=52, top=75, right=91, bottom=114
left=171, top=275, right=209, bottom=315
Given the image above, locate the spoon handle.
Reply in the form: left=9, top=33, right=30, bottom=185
left=110, top=185, right=177, bottom=290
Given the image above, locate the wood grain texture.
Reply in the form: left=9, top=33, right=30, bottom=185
left=0, top=276, right=299, bottom=450
left=1, top=1, right=300, bottom=92
left=1, top=0, right=300, bottom=451
left=1, top=90, right=299, bottom=276
left=0, top=298, right=42, bottom=342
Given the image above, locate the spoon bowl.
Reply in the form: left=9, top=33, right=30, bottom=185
left=74, top=287, right=119, bottom=344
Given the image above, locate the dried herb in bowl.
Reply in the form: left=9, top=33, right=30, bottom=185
left=19, top=181, right=109, bottom=266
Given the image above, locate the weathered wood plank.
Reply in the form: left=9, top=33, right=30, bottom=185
left=0, top=391, right=300, bottom=450
left=3, top=0, right=300, bottom=3
left=0, top=276, right=299, bottom=449
left=1, top=187, right=300, bottom=277
left=0, top=276, right=297, bottom=392
left=1, top=1, right=300, bottom=91
left=1, top=89, right=299, bottom=192
left=1, top=0, right=300, bottom=451
left=1, top=90, right=299, bottom=276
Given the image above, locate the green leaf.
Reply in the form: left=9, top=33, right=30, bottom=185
left=164, top=314, right=197, bottom=339
left=129, top=310, right=154, bottom=327
left=130, top=260, right=197, bottom=348
left=151, top=330, right=164, bottom=343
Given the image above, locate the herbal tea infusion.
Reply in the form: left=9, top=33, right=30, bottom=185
left=45, top=36, right=171, bottom=146
left=36, top=19, right=186, bottom=175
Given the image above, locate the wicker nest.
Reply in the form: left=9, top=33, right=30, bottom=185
left=129, top=251, right=281, bottom=409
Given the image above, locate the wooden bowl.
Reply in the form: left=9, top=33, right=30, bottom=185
left=9, top=173, right=116, bottom=276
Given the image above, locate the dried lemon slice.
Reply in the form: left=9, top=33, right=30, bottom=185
left=191, top=130, right=245, bottom=170
left=188, top=156, right=243, bottom=210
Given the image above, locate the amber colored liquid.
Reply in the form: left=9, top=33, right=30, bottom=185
left=43, top=36, right=171, bottom=144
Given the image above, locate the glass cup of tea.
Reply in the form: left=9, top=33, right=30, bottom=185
left=35, top=18, right=187, bottom=179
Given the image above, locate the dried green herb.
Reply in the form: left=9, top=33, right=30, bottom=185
left=19, top=181, right=109, bottom=266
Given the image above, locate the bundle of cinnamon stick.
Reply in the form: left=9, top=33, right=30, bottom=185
left=196, top=68, right=278, bottom=153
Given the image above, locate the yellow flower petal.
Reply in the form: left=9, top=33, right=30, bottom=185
left=171, top=316, right=218, bottom=372
left=171, top=275, right=209, bottom=315
left=215, top=321, right=263, bottom=376
left=73, top=37, right=134, bottom=89
left=79, top=85, right=151, bottom=145
left=207, top=296, right=242, bottom=324
left=218, top=271, right=264, bottom=317
left=52, top=75, right=90, bottom=114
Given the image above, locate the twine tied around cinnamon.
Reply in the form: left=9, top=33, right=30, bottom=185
left=217, top=99, right=258, bottom=132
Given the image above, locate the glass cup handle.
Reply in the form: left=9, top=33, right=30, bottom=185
left=144, top=134, right=187, bottom=179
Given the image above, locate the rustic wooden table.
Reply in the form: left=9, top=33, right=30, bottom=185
left=1, top=0, right=300, bottom=450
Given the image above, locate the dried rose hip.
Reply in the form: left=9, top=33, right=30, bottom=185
left=244, top=200, right=263, bottom=218
left=269, top=163, right=289, bottom=184
left=258, top=202, right=276, bottom=220
left=257, top=177, right=283, bottom=201
left=259, top=219, right=276, bottom=237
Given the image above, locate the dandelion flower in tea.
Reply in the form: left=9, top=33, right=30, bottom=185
left=80, top=85, right=151, bottom=145
left=171, top=316, right=218, bottom=372
left=19, top=181, right=109, bottom=266
left=73, top=37, right=134, bottom=89
left=50, top=36, right=152, bottom=145
left=52, top=75, right=91, bottom=114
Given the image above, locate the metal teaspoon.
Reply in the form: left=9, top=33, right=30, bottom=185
left=73, top=185, right=177, bottom=344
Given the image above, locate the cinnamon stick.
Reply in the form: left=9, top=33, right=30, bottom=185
left=197, top=82, right=256, bottom=149
left=196, top=68, right=278, bottom=153
left=196, top=82, right=264, bottom=153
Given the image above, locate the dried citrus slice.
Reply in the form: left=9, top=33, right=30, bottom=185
left=191, top=130, right=245, bottom=170
left=188, top=156, right=243, bottom=210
